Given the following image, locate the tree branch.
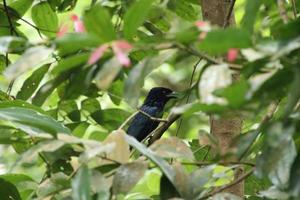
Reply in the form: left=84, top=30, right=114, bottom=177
left=277, top=0, right=289, bottom=23
left=199, top=168, right=254, bottom=200
left=148, top=113, right=181, bottom=144
left=2, top=0, right=18, bottom=36
left=223, top=0, right=236, bottom=28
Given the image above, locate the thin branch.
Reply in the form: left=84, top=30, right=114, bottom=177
left=138, top=109, right=168, bottom=123
left=181, top=161, right=255, bottom=167
left=148, top=113, right=181, bottom=144
left=2, top=0, right=18, bottom=36
left=176, top=59, right=202, bottom=137
left=290, top=0, right=298, bottom=19
left=176, top=44, right=242, bottom=71
left=238, top=100, right=279, bottom=160
left=277, top=0, right=289, bottom=23
left=223, top=0, right=236, bottom=28
left=199, top=168, right=254, bottom=200
left=118, top=111, right=138, bottom=130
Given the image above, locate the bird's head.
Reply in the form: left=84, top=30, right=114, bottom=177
left=143, top=87, right=176, bottom=107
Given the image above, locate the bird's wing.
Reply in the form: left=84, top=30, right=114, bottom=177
left=126, top=105, right=162, bottom=141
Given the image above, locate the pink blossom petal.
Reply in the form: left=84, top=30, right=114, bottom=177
left=74, top=20, right=86, bottom=33
left=70, top=14, right=85, bottom=33
left=70, top=14, right=79, bottom=21
left=114, top=40, right=133, bottom=50
left=195, top=21, right=207, bottom=28
left=56, top=24, right=69, bottom=37
left=88, top=44, right=109, bottom=65
left=227, top=48, right=239, bottom=62
left=112, top=44, right=131, bottom=67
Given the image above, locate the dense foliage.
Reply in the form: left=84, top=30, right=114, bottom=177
left=0, top=0, right=300, bottom=199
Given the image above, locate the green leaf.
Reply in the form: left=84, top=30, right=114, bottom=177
left=91, top=109, right=130, bottom=131
left=55, top=33, right=100, bottom=56
left=112, top=161, right=148, bottom=194
left=51, top=52, right=90, bottom=75
left=0, top=107, right=70, bottom=135
left=94, top=57, right=122, bottom=90
left=59, top=100, right=81, bottom=121
left=81, top=98, right=101, bottom=114
left=271, top=18, right=300, bottom=40
left=4, top=46, right=53, bottom=81
left=0, top=178, right=22, bottom=200
left=123, top=0, right=154, bottom=40
left=16, top=64, right=50, bottom=100
left=214, top=77, right=250, bottom=108
left=289, top=152, right=300, bottom=197
left=0, top=36, right=26, bottom=54
left=37, top=172, right=70, bottom=198
left=167, top=0, right=199, bottom=21
left=0, top=173, right=37, bottom=200
left=256, top=123, right=295, bottom=179
left=31, top=1, right=58, bottom=37
left=9, top=0, right=34, bottom=17
left=0, top=100, right=47, bottom=114
left=198, top=28, right=252, bottom=54
left=282, top=67, right=300, bottom=118
left=160, top=175, right=181, bottom=199
left=32, top=72, right=69, bottom=106
left=172, top=102, right=227, bottom=116
left=241, top=0, right=262, bottom=33
left=72, top=165, right=91, bottom=200
left=150, top=137, right=194, bottom=160
left=124, top=134, right=182, bottom=196
left=83, top=4, right=116, bottom=42
left=108, top=80, right=123, bottom=105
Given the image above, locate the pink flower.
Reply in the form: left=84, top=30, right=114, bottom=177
left=71, top=14, right=85, bottom=33
left=227, top=48, right=239, bottom=62
left=112, top=40, right=133, bottom=67
left=88, top=40, right=133, bottom=67
left=56, top=24, right=69, bottom=37
left=88, top=44, right=109, bottom=65
left=195, top=21, right=207, bottom=28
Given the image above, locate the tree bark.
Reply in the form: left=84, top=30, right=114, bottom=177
left=200, top=0, right=244, bottom=198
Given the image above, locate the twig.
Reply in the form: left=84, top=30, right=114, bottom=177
left=175, top=59, right=202, bottom=137
left=238, top=100, right=279, bottom=160
left=277, top=0, right=289, bottom=23
left=148, top=114, right=181, bottom=144
left=290, top=0, right=298, bottom=19
left=181, top=161, right=255, bottom=167
left=118, top=111, right=139, bottom=130
left=138, top=109, right=168, bottom=123
left=223, top=0, right=236, bottom=28
left=2, top=0, right=18, bottom=36
left=176, top=44, right=242, bottom=71
left=118, top=109, right=168, bottom=132
left=199, top=168, right=254, bottom=200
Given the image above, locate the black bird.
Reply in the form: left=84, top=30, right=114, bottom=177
left=127, top=87, right=176, bottom=142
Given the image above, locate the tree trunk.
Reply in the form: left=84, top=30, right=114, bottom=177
left=200, top=0, right=244, bottom=198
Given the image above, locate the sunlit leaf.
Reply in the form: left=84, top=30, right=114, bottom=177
left=0, top=107, right=70, bottom=135
left=112, top=161, right=147, bottom=194
left=72, top=165, right=91, bottom=200
left=83, top=4, right=116, bottom=42
left=4, top=46, right=53, bottom=81
left=150, top=137, right=194, bottom=160
left=123, top=0, right=154, bottom=40
left=16, top=64, right=50, bottom=101
left=31, top=1, right=58, bottom=37
left=198, top=28, right=252, bottom=54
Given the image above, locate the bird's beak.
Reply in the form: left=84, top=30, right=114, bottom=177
left=167, top=91, right=179, bottom=99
